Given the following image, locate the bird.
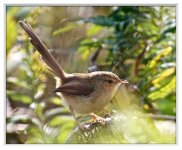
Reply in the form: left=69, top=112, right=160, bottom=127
left=19, top=20, right=128, bottom=128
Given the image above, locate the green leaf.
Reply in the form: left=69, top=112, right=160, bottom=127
left=148, top=76, right=176, bottom=101
left=35, top=103, right=44, bottom=118
left=7, top=77, right=28, bottom=88
left=148, top=47, right=173, bottom=69
left=48, top=116, right=73, bottom=127
left=10, top=115, right=32, bottom=124
left=8, top=92, right=33, bottom=104
left=87, top=25, right=102, bottom=36
left=53, top=23, right=78, bottom=36
left=154, top=98, right=176, bottom=115
left=84, top=16, right=115, bottom=27
left=6, top=8, right=18, bottom=55
left=152, top=67, right=175, bottom=88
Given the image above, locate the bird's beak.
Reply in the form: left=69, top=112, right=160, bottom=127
left=120, top=79, right=129, bottom=84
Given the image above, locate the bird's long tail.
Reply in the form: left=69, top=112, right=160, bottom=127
left=19, top=20, right=66, bottom=80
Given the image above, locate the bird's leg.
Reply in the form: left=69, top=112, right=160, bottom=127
left=69, top=106, right=83, bottom=130
left=90, top=113, right=106, bottom=125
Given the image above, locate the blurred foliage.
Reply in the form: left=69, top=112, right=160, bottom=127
left=77, top=6, right=176, bottom=115
left=6, top=6, right=176, bottom=144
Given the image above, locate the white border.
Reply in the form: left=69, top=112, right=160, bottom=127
left=1, top=0, right=181, bottom=150
left=0, top=0, right=180, bottom=5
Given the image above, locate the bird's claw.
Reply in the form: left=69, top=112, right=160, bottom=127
left=90, top=113, right=106, bottom=125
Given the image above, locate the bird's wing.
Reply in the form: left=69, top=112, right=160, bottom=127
left=53, top=80, right=94, bottom=97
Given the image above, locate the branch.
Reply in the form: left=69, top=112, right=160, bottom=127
left=147, top=114, right=176, bottom=121
left=135, top=44, right=147, bottom=76
left=111, top=56, right=122, bottom=72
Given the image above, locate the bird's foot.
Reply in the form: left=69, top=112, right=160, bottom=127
left=90, top=113, right=107, bottom=125
left=79, top=113, right=112, bottom=132
left=69, top=106, right=85, bottom=131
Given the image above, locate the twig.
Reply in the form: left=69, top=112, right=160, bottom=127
left=111, top=56, right=122, bottom=72
left=88, top=47, right=102, bottom=72
left=90, top=46, right=102, bottom=65
left=147, top=114, right=176, bottom=121
left=135, top=44, right=147, bottom=76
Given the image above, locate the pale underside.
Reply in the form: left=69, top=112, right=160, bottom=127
left=55, top=75, right=121, bottom=114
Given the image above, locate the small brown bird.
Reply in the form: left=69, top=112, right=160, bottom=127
left=19, top=20, right=128, bottom=127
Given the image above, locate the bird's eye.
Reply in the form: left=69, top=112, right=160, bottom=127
left=107, top=80, right=113, bottom=84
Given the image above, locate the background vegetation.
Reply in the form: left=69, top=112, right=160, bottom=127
left=6, top=6, right=176, bottom=144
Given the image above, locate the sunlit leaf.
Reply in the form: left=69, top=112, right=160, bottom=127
left=48, top=116, right=73, bottom=127
left=51, top=97, right=62, bottom=106
left=35, top=103, right=45, bottom=118
left=56, top=121, right=74, bottom=143
left=149, top=47, right=172, bottom=68
left=6, top=8, right=19, bottom=55
left=78, top=46, right=91, bottom=60
left=44, top=108, right=70, bottom=121
left=87, top=25, right=102, bottom=36
left=154, top=99, right=176, bottom=115
left=152, top=67, right=175, bottom=86
left=7, top=77, right=28, bottom=88
left=8, top=91, right=33, bottom=104
left=10, top=115, right=32, bottom=124
left=34, top=84, right=46, bottom=100
left=148, top=76, right=176, bottom=101
left=53, top=23, right=78, bottom=36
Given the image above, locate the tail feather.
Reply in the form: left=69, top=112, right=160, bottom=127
left=19, top=20, right=65, bottom=80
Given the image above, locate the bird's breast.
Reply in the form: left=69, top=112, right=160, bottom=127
left=59, top=84, right=120, bottom=114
